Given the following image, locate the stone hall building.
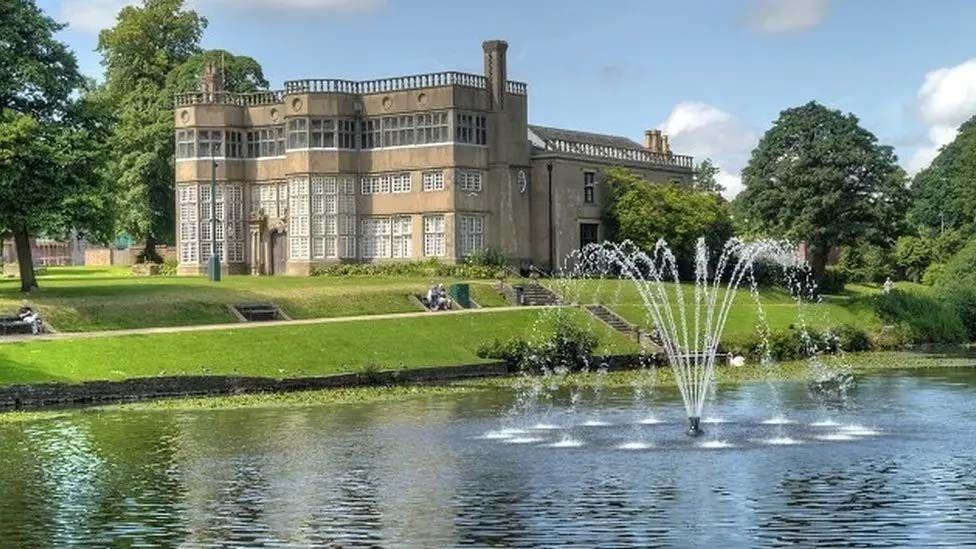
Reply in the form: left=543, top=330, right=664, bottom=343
left=173, top=40, right=693, bottom=275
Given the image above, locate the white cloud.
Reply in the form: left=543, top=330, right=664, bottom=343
left=59, top=0, right=387, bottom=34
left=908, top=58, right=976, bottom=173
left=59, top=0, right=134, bottom=34
left=745, top=0, right=831, bottom=34
left=661, top=102, right=758, bottom=199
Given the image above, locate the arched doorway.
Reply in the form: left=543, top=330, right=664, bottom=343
left=269, top=231, right=287, bottom=275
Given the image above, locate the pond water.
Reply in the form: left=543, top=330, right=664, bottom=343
left=0, top=366, right=974, bottom=546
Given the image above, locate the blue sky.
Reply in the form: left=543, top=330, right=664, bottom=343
left=37, top=0, right=976, bottom=196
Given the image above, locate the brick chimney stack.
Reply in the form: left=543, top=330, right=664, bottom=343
left=200, top=61, right=224, bottom=96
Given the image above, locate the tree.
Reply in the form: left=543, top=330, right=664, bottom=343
left=910, top=115, right=976, bottom=234
left=166, top=49, right=269, bottom=95
left=0, top=0, right=95, bottom=291
left=692, top=158, right=724, bottom=194
left=603, top=167, right=734, bottom=276
left=736, top=101, right=909, bottom=281
left=98, top=0, right=207, bottom=263
left=0, top=105, right=111, bottom=291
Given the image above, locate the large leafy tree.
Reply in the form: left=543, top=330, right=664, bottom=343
left=603, top=167, right=734, bottom=276
left=97, top=0, right=207, bottom=262
left=166, top=49, right=269, bottom=95
left=736, top=101, right=909, bottom=280
left=910, top=115, right=976, bottom=234
left=0, top=103, right=112, bottom=291
left=0, top=0, right=111, bottom=291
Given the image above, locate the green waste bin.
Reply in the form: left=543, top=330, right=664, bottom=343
left=450, top=283, right=471, bottom=309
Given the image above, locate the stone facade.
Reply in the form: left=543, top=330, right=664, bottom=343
left=173, top=40, right=693, bottom=276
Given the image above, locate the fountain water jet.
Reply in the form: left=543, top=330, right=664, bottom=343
left=573, top=238, right=800, bottom=437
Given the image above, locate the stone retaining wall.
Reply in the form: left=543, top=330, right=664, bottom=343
left=0, top=355, right=650, bottom=412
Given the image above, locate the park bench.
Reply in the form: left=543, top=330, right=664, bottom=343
left=0, top=311, right=44, bottom=336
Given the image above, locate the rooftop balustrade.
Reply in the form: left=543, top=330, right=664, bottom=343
left=542, top=139, right=694, bottom=169
left=174, top=71, right=527, bottom=107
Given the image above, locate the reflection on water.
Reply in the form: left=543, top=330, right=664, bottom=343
left=0, top=367, right=974, bottom=546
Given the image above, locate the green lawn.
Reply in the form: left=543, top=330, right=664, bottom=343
left=547, top=279, right=882, bottom=345
left=0, top=267, right=508, bottom=332
left=0, top=308, right=636, bottom=386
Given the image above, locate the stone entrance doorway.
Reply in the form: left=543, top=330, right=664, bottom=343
left=270, top=232, right=287, bottom=275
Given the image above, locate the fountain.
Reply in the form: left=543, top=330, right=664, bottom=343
left=572, top=238, right=801, bottom=436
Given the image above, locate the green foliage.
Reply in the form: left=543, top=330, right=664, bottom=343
left=165, top=49, right=269, bottom=94
left=922, top=262, right=946, bottom=286
left=692, top=158, right=724, bottom=194
left=310, top=259, right=498, bottom=279
left=830, top=324, right=872, bottom=353
left=159, top=259, right=179, bottom=276
left=477, top=311, right=600, bottom=372
left=737, top=101, right=909, bottom=279
left=936, top=238, right=976, bottom=292
left=97, top=0, right=208, bottom=257
left=602, top=167, right=734, bottom=274
left=935, top=239, right=976, bottom=340
left=873, top=290, right=967, bottom=344
left=818, top=267, right=848, bottom=294
left=0, top=0, right=83, bottom=119
left=894, top=236, right=934, bottom=282
left=910, top=115, right=976, bottom=233
left=463, top=247, right=508, bottom=269
left=837, top=242, right=895, bottom=283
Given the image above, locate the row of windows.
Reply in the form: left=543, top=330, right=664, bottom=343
left=177, top=184, right=246, bottom=263
left=244, top=171, right=471, bottom=220
left=177, top=111, right=488, bottom=159
left=284, top=213, right=480, bottom=261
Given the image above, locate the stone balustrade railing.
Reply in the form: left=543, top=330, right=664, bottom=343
left=174, top=90, right=285, bottom=107
left=284, top=71, right=526, bottom=95
left=175, top=72, right=528, bottom=107
left=543, top=139, right=694, bottom=169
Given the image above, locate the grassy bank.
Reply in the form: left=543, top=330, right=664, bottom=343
left=0, top=308, right=636, bottom=386
left=0, top=267, right=509, bottom=332
left=2, top=350, right=971, bottom=424
left=549, top=278, right=882, bottom=345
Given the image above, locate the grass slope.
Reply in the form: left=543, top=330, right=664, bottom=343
left=0, top=267, right=508, bottom=332
left=548, top=279, right=881, bottom=345
left=0, top=308, right=635, bottom=387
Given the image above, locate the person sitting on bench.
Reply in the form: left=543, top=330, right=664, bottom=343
left=15, top=301, right=42, bottom=334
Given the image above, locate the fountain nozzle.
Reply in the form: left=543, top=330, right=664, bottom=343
left=686, top=417, right=704, bottom=437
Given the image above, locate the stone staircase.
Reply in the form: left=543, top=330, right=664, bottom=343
left=585, top=304, right=638, bottom=339
left=519, top=283, right=561, bottom=306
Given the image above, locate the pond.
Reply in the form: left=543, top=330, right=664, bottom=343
left=0, top=366, right=974, bottom=546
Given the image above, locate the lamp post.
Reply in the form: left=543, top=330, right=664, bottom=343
left=209, top=142, right=221, bottom=282
left=547, top=161, right=554, bottom=273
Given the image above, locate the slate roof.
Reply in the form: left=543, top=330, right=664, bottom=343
left=528, top=124, right=644, bottom=150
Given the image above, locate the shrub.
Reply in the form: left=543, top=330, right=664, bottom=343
left=310, top=258, right=498, bottom=279
left=476, top=312, right=600, bottom=372
left=159, top=258, right=179, bottom=276
left=817, top=267, right=847, bottom=295
left=937, top=239, right=976, bottom=290
left=873, top=289, right=967, bottom=344
left=922, top=262, right=946, bottom=286
left=828, top=324, right=871, bottom=353
left=477, top=337, right=532, bottom=369
left=869, top=324, right=912, bottom=351
left=838, top=243, right=895, bottom=283
left=942, top=285, right=976, bottom=341
left=935, top=239, right=976, bottom=341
